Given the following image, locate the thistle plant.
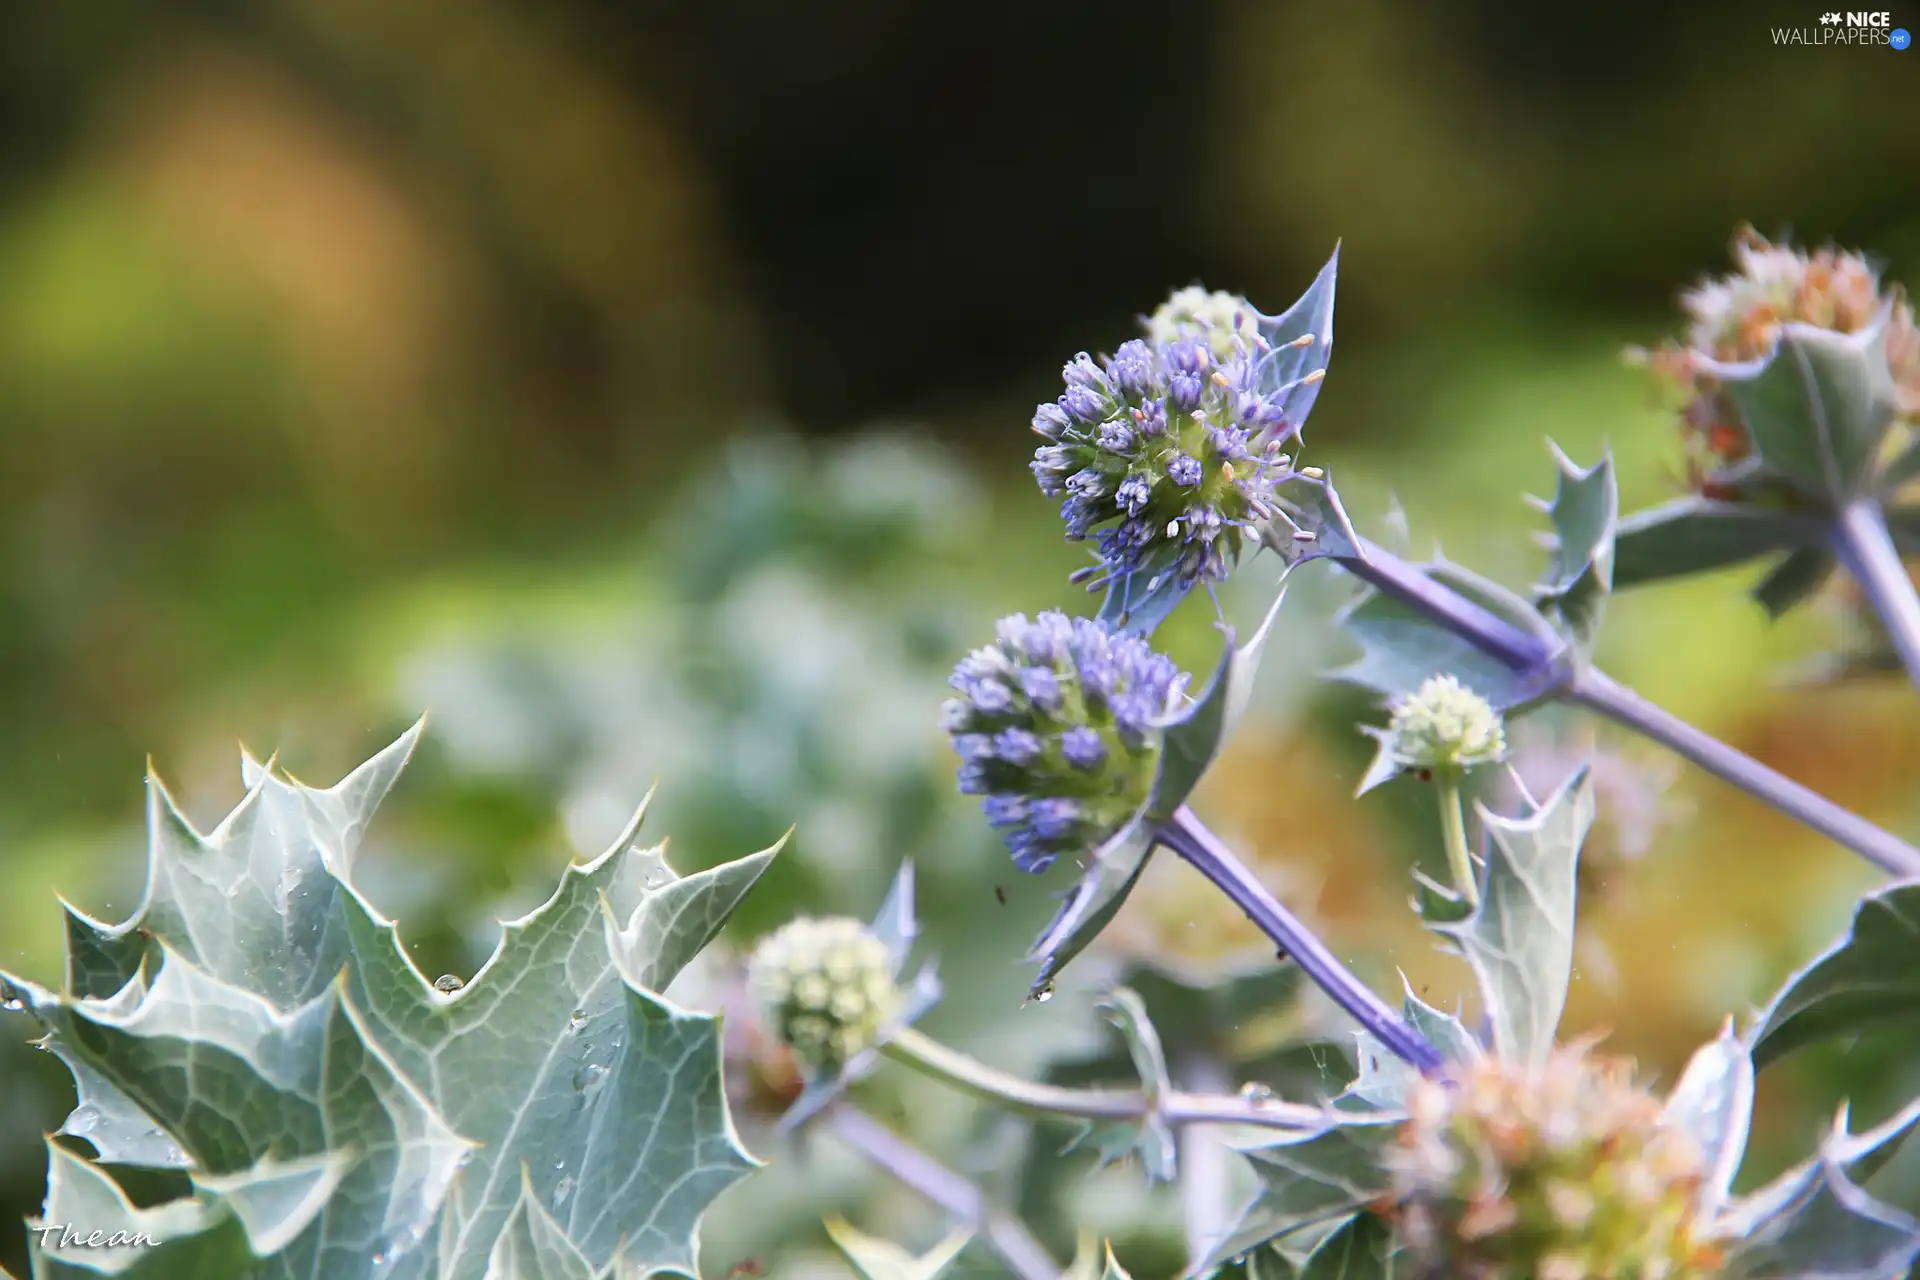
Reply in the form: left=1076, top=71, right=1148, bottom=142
left=12, top=230, right=1920, bottom=1280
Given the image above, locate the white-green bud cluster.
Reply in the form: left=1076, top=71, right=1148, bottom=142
left=1387, top=675, right=1507, bottom=775
left=1147, top=286, right=1261, bottom=364
left=748, top=917, right=899, bottom=1075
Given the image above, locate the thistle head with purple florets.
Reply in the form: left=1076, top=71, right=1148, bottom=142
left=1029, top=287, right=1309, bottom=595
left=943, top=611, right=1189, bottom=873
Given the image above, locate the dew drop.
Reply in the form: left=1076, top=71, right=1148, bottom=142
left=65, top=1105, right=101, bottom=1136
left=550, top=1172, right=575, bottom=1212
left=0, top=996, right=23, bottom=1013
left=1033, top=985, right=1054, bottom=1004
left=573, top=1063, right=608, bottom=1095
left=567, top=1009, right=588, bottom=1032
left=1239, top=1082, right=1275, bottom=1104
left=433, top=974, right=464, bottom=994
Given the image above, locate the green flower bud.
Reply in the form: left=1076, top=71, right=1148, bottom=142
left=1388, top=1045, right=1723, bottom=1278
left=1386, top=675, right=1507, bottom=776
left=749, top=917, right=900, bottom=1075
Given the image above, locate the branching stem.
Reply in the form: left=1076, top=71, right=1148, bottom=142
left=1832, top=497, right=1920, bottom=691
left=881, top=1026, right=1327, bottom=1131
left=826, top=1105, right=1060, bottom=1280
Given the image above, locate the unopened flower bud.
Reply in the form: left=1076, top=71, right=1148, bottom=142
left=1385, top=675, right=1507, bottom=776
left=749, top=917, right=899, bottom=1076
left=1148, top=286, right=1261, bottom=364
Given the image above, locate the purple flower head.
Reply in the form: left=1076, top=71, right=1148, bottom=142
left=944, top=611, right=1189, bottom=873
left=1025, top=287, right=1301, bottom=592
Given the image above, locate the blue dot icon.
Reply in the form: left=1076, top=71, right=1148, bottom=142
left=1894, top=26, right=1912, bottom=49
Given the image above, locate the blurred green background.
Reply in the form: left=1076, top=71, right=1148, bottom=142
left=2, top=2, right=1919, bottom=1275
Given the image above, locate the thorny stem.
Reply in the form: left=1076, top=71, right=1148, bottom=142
left=881, top=1027, right=1326, bottom=1131
left=825, top=1105, right=1059, bottom=1280
left=1334, top=535, right=1920, bottom=879
left=1158, top=806, right=1446, bottom=1074
left=1437, top=780, right=1479, bottom=908
left=1832, top=498, right=1920, bottom=692
left=1566, top=667, right=1920, bottom=877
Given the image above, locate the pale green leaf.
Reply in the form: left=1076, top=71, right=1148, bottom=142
left=1437, top=768, right=1592, bottom=1066
left=1751, top=881, right=1920, bottom=1069
left=54, top=1056, right=191, bottom=1170
left=1330, top=555, right=1562, bottom=711
left=1531, top=445, right=1617, bottom=656
left=1720, top=1100, right=1920, bottom=1280
left=484, top=1169, right=601, bottom=1280
left=1344, top=985, right=1479, bottom=1111
left=1251, top=244, right=1338, bottom=417
left=1661, top=1020, right=1755, bottom=1220
left=1084, top=988, right=1177, bottom=1181
left=1715, top=308, right=1902, bottom=504
left=1201, top=1117, right=1398, bottom=1268
left=1612, top=497, right=1822, bottom=587
left=1751, top=545, right=1835, bottom=618
left=29, top=1145, right=252, bottom=1278
left=6, top=728, right=780, bottom=1278
left=824, top=1218, right=972, bottom=1280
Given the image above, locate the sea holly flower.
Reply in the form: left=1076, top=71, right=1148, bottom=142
left=942, top=610, right=1188, bottom=873
left=749, top=916, right=902, bottom=1076
left=1364, top=673, right=1509, bottom=906
left=1386, top=1043, right=1722, bottom=1279
left=1383, top=674, right=1508, bottom=779
left=1029, top=296, right=1303, bottom=595
left=1634, top=225, right=1920, bottom=498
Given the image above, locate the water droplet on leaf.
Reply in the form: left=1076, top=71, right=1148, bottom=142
left=433, top=974, right=464, bottom=993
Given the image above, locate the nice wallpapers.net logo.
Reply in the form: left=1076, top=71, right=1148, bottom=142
left=1774, top=10, right=1911, bottom=45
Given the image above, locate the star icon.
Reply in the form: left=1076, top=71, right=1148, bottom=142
left=1821, top=11, right=1842, bottom=22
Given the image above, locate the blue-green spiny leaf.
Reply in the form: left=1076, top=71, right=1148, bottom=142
left=1434, top=767, right=1592, bottom=1067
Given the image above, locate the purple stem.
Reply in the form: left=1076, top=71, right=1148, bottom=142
left=1338, top=536, right=1562, bottom=675
left=1157, top=806, right=1445, bottom=1074
left=1832, top=497, right=1920, bottom=691
left=826, top=1105, right=1060, bottom=1280
left=1566, top=666, right=1920, bottom=877
left=1325, top=536, right=1920, bottom=878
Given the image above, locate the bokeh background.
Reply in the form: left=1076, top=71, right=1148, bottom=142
left=3, top=2, right=1919, bottom=1275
